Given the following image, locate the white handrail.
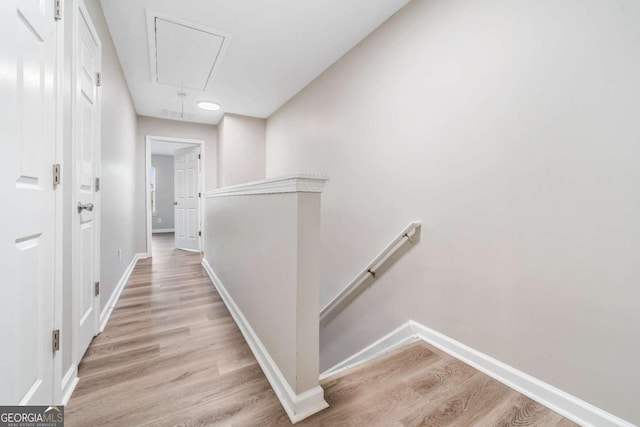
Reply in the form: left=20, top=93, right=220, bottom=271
left=320, top=221, right=422, bottom=324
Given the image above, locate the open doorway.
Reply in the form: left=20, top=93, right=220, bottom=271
left=145, top=136, right=206, bottom=257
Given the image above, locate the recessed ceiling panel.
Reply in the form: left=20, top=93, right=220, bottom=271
left=152, top=14, right=229, bottom=91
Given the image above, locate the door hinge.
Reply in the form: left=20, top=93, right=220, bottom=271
left=198, top=154, right=201, bottom=159
left=198, top=192, right=201, bottom=198
left=96, top=72, right=102, bottom=87
left=52, top=329, right=60, bottom=352
left=95, top=177, right=101, bottom=192
left=53, top=164, right=61, bottom=186
left=94, top=281, right=100, bottom=296
left=198, top=231, right=202, bottom=237
left=54, top=0, right=62, bottom=21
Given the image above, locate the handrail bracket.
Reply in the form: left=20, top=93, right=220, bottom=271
left=403, top=232, right=414, bottom=244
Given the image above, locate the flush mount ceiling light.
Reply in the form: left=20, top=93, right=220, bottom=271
left=197, top=101, right=221, bottom=111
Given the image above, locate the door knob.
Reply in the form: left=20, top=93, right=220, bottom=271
left=77, top=202, right=94, bottom=213
left=173, top=202, right=178, bottom=206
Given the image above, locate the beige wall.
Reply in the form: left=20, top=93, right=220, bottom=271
left=205, top=193, right=298, bottom=388
left=136, top=116, right=218, bottom=253
left=266, top=0, right=640, bottom=423
left=150, top=155, right=174, bottom=230
left=217, top=114, right=266, bottom=187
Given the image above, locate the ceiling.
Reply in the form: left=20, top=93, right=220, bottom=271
left=100, top=0, right=410, bottom=125
left=150, top=140, right=196, bottom=156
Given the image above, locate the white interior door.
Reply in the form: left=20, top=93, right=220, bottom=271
left=174, top=146, right=201, bottom=251
left=0, top=0, right=57, bottom=405
left=74, top=5, right=101, bottom=361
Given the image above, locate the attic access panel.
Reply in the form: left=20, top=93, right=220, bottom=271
left=148, top=12, right=231, bottom=91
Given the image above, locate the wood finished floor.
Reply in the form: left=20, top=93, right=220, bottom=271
left=66, top=233, right=578, bottom=427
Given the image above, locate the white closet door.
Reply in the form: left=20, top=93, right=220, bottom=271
left=174, top=147, right=201, bottom=252
left=0, top=0, right=57, bottom=405
left=74, top=4, right=102, bottom=362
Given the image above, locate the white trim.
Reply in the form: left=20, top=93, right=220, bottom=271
left=203, top=174, right=329, bottom=198
left=146, top=135, right=205, bottom=145
left=52, top=0, right=65, bottom=404
left=410, top=321, right=635, bottom=427
left=178, top=247, right=201, bottom=253
left=201, top=259, right=328, bottom=424
left=61, top=377, right=79, bottom=406
left=98, top=253, right=145, bottom=332
left=145, top=136, right=205, bottom=257
left=320, top=321, right=418, bottom=380
left=321, top=320, right=636, bottom=427
left=152, top=228, right=175, bottom=233
left=60, top=365, right=79, bottom=406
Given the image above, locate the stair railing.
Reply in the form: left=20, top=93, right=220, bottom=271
left=320, top=221, right=421, bottom=325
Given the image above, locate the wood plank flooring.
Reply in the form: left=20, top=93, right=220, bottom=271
left=65, top=233, right=578, bottom=426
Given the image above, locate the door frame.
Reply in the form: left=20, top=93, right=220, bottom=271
left=70, top=0, right=102, bottom=368
left=52, top=0, right=65, bottom=404
left=145, top=135, right=205, bottom=257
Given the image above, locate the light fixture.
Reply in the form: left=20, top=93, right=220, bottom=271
left=177, top=91, right=187, bottom=118
left=197, top=101, right=221, bottom=111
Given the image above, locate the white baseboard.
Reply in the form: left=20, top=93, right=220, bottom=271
left=177, top=247, right=201, bottom=253
left=320, top=321, right=418, bottom=380
left=60, top=365, right=78, bottom=406
left=322, top=319, right=635, bottom=427
left=201, top=258, right=328, bottom=424
left=98, top=252, right=144, bottom=332
left=152, top=228, right=174, bottom=233
left=409, top=321, right=635, bottom=427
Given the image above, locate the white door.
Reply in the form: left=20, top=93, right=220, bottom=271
left=0, top=0, right=57, bottom=405
left=74, top=5, right=101, bottom=361
left=174, top=147, right=201, bottom=251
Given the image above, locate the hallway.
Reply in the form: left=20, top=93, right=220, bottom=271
left=65, top=234, right=288, bottom=425
left=64, top=236, right=578, bottom=426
